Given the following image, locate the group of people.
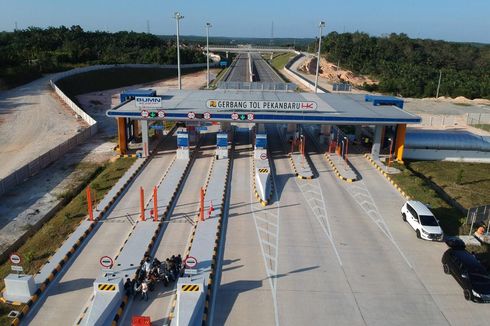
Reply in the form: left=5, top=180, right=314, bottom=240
left=123, top=254, right=183, bottom=301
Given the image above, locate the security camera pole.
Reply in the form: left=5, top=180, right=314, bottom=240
left=315, top=21, right=326, bottom=93
left=174, top=12, right=184, bottom=90
left=206, top=22, right=212, bottom=89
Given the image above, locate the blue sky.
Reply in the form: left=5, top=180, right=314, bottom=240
left=1, top=0, right=489, bottom=43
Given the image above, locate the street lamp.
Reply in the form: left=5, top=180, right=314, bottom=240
left=314, top=21, right=326, bottom=93
left=174, top=12, right=184, bottom=90
left=205, top=22, right=212, bottom=89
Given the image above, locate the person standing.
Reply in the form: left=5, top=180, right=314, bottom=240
left=141, top=280, right=149, bottom=301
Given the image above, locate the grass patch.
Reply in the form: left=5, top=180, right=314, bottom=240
left=391, top=161, right=490, bottom=235
left=405, top=161, right=490, bottom=209
left=271, top=53, right=295, bottom=70
left=56, top=67, right=203, bottom=98
left=471, top=124, right=490, bottom=132
left=391, top=162, right=463, bottom=235
left=0, top=157, right=135, bottom=323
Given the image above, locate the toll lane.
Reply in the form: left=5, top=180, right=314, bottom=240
left=347, top=155, right=490, bottom=326
left=23, top=137, right=178, bottom=326
left=213, top=130, right=276, bottom=325
left=120, top=134, right=217, bottom=325
left=307, top=151, right=449, bottom=326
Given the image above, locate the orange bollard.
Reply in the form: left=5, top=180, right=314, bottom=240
left=153, top=186, right=158, bottom=222
left=200, top=187, right=205, bottom=221
left=140, top=186, right=145, bottom=221
left=86, top=186, right=94, bottom=221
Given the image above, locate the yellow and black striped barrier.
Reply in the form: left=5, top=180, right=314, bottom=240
left=97, top=284, right=116, bottom=291
left=181, top=284, right=201, bottom=292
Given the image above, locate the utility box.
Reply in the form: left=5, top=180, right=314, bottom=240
left=3, top=274, right=36, bottom=303
left=177, top=132, right=190, bottom=160
left=255, top=133, right=267, bottom=149
left=216, top=133, right=228, bottom=159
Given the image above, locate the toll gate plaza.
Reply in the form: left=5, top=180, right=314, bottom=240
left=107, top=90, right=421, bottom=162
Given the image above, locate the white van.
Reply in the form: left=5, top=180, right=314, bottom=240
left=401, top=200, right=444, bottom=241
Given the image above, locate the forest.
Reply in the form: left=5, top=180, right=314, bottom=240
left=0, top=25, right=206, bottom=89
left=320, top=32, right=490, bottom=99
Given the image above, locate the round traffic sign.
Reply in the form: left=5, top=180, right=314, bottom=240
left=260, top=153, right=267, bottom=160
left=157, top=110, right=165, bottom=118
left=247, top=113, right=255, bottom=121
left=99, top=256, right=113, bottom=268
left=231, top=112, right=239, bottom=120
left=187, top=112, right=196, bottom=119
left=141, top=110, right=149, bottom=118
left=10, top=253, right=21, bottom=265
left=203, top=112, right=211, bottom=120
left=184, top=255, right=198, bottom=269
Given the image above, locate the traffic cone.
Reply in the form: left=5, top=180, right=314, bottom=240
left=208, top=201, right=215, bottom=217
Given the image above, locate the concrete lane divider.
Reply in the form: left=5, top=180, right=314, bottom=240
left=110, top=142, right=201, bottom=325
left=324, top=154, right=357, bottom=183
left=9, top=128, right=179, bottom=326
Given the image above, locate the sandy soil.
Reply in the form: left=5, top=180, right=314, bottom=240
left=0, top=75, right=86, bottom=179
left=0, top=69, right=214, bottom=257
left=298, top=56, right=378, bottom=87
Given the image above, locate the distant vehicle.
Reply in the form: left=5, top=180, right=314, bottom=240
left=442, top=240, right=490, bottom=302
left=401, top=200, right=443, bottom=240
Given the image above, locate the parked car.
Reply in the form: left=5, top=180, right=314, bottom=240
left=401, top=200, right=443, bottom=240
left=442, top=240, right=490, bottom=302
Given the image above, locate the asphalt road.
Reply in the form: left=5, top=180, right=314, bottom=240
left=224, top=54, right=250, bottom=82
left=214, top=125, right=490, bottom=326
left=22, top=136, right=178, bottom=326
left=120, top=134, right=216, bottom=325
left=251, top=53, right=283, bottom=83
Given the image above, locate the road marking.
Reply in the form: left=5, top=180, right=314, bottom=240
left=249, top=154, right=280, bottom=326
left=342, top=169, right=413, bottom=270
left=294, top=177, right=343, bottom=267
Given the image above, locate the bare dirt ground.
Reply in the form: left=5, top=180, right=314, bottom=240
left=0, top=69, right=212, bottom=257
left=298, top=56, right=378, bottom=87
left=0, top=75, right=86, bottom=179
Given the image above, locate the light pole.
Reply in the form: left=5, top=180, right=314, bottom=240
left=205, top=22, right=212, bottom=89
left=174, top=12, right=184, bottom=90
left=314, top=21, right=326, bottom=93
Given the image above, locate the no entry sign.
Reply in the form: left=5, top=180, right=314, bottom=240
left=99, top=256, right=113, bottom=268
left=260, top=153, right=267, bottom=160
left=184, top=255, right=198, bottom=269
left=10, top=253, right=21, bottom=265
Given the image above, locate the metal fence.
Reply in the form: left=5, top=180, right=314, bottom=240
left=466, top=204, right=490, bottom=235
left=216, top=81, right=297, bottom=91
left=467, top=113, right=490, bottom=127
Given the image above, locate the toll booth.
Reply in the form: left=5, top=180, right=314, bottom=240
left=117, top=89, right=157, bottom=154
left=216, top=132, right=228, bottom=159
left=177, top=132, right=189, bottom=159
left=254, top=133, right=267, bottom=159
